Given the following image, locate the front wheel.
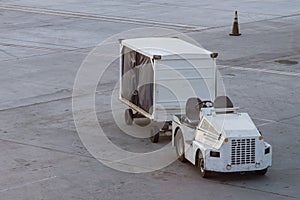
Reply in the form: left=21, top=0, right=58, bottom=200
left=150, top=126, right=160, bottom=143
left=124, top=109, right=133, bottom=125
left=197, top=151, right=210, bottom=178
left=175, top=129, right=186, bottom=162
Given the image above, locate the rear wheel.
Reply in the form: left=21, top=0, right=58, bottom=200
left=150, top=126, right=160, bottom=143
left=124, top=109, right=133, bottom=125
left=197, top=151, right=210, bottom=178
left=175, top=129, right=186, bottom=162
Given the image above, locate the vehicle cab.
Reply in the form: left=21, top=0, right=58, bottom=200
left=172, top=96, right=272, bottom=177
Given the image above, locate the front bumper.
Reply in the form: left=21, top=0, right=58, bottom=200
left=204, top=142, right=272, bottom=173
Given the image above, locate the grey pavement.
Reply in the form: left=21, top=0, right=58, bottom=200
left=0, top=1, right=300, bottom=200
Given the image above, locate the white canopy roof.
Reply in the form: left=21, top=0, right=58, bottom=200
left=121, top=37, right=214, bottom=60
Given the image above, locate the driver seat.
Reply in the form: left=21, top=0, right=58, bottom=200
left=182, top=97, right=202, bottom=127
left=214, top=96, right=234, bottom=113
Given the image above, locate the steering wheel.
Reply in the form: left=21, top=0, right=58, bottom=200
left=196, top=100, right=213, bottom=109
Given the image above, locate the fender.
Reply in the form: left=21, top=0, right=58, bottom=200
left=191, top=140, right=210, bottom=165
left=172, top=116, right=181, bottom=146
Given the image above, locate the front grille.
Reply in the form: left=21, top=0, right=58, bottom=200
left=231, top=138, right=255, bottom=165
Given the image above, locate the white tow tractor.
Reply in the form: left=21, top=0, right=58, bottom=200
left=172, top=96, right=272, bottom=177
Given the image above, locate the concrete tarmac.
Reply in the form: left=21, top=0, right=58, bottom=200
left=0, top=1, right=299, bottom=200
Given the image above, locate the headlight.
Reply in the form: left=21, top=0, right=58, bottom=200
left=265, top=147, right=270, bottom=154
left=210, top=151, right=220, bottom=157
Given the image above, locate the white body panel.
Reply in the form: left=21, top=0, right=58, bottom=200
left=153, top=59, right=216, bottom=121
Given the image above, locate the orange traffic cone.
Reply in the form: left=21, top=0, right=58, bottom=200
left=230, top=11, right=241, bottom=36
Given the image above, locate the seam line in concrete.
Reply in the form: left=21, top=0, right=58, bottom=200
left=0, top=176, right=57, bottom=193
left=0, top=42, right=89, bottom=55
left=0, top=95, right=72, bottom=112
left=0, top=138, right=94, bottom=159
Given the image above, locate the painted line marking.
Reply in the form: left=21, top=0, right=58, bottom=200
left=0, top=4, right=205, bottom=31
left=219, top=65, right=300, bottom=77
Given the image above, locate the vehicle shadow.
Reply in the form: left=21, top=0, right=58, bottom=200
left=185, top=161, right=270, bottom=182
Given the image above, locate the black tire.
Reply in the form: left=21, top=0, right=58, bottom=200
left=197, top=151, right=210, bottom=178
left=255, top=168, right=268, bottom=175
left=150, top=126, right=160, bottom=143
left=125, top=109, right=133, bottom=125
left=175, top=129, right=186, bottom=162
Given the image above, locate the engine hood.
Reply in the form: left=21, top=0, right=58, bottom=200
left=195, top=112, right=260, bottom=150
left=204, top=113, right=260, bottom=138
